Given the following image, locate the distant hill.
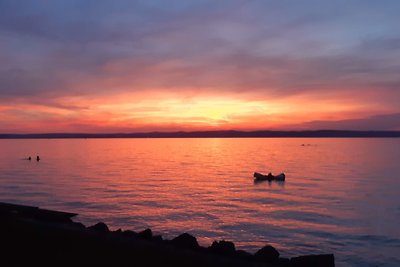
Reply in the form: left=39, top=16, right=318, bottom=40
left=1, top=130, right=400, bottom=138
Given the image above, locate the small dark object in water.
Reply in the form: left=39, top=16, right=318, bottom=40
left=36, top=155, right=40, bottom=161
left=28, top=156, right=31, bottom=160
left=253, top=172, right=285, bottom=181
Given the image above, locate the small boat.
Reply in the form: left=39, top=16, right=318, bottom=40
left=253, top=172, right=285, bottom=181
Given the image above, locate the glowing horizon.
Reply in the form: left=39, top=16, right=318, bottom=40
left=1, top=1, right=400, bottom=133
left=1, top=90, right=397, bottom=133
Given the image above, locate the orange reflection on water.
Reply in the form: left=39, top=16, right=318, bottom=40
left=0, top=138, right=399, bottom=265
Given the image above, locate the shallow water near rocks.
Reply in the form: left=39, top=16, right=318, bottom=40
left=0, top=138, right=399, bottom=266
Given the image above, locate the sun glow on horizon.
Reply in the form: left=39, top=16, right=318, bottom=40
left=91, top=94, right=286, bottom=127
left=1, top=1, right=400, bottom=133
left=1, top=88, right=390, bottom=133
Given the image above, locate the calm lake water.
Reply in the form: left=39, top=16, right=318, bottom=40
left=0, top=138, right=399, bottom=266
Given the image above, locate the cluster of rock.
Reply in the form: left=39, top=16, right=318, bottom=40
left=0, top=202, right=334, bottom=267
left=86, top=221, right=334, bottom=267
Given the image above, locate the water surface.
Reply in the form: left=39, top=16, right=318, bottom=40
left=0, top=138, right=399, bottom=266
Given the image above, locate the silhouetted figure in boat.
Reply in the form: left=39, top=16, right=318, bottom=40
left=28, top=156, right=31, bottom=161
left=36, top=156, right=40, bottom=161
left=254, top=172, right=286, bottom=182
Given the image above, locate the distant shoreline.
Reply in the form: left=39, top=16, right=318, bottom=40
left=1, top=130, right=400, bottom=139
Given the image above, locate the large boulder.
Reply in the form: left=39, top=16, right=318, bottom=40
left=71, top=222, right=86, bottom=229
left=87, top=222, right=109, bottom=233
left=290, top=254, right=335, bottom=267
left=122, top=230, right=138, bottom=238
left=275, top=257, right=291, bottom=266
left=138, top=228, right=153, bottom=240
left=254, top=245, right=280, bottom=262
left=236, top=250, right=253, bottom=260
left=152, top=235, right=163, bottom=242
left=209, top=240, right=236, bottom=255
left=171, top=233, right=199, bottom=250
left=113, top=228, right=122, bottom=234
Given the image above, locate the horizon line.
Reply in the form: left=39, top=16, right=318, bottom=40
left=1, top=129, right=400, bottom=138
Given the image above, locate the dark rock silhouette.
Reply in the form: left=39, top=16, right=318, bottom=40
left=138, top=228, right=153, bottom=240
left=254, top=245, right=280, bottom=262
left=0, top=202, right=335, bottom=267
left=276, top=257, right=291, bottom=266
left=209, top=240, right=236, bottom=255
left=290, top=254, right=335, bottom=267
left=123, top=229, right=138, bottom=238
left=236, top=249, right=253, bottom=260
left=71, top=222, right=86, bottom=229
left=171, top=233, right=199, bottom=250
left=88, top=222, right=109, bottom=233
left=113, top=228, right=123, bottom=235
left=0, top=202, right=76, bottom=223
left=153, top=235, right=163, bottom=242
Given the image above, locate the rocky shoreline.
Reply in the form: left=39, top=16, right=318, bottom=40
left=0, top=202, right=334, bottom=266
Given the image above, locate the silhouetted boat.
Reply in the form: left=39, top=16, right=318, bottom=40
left=253, top=172, right=285, bottom=181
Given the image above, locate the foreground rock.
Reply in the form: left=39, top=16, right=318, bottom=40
left=209, top=240, right=236, bottom=256
left=88, top=222, right=109, bottom=233
left=290, top=254, right=335, bottom=267
left=0, top=202, right=334, bottom=267
left=255, top=245, right=280, bottom=262
left=138, top=228, right=153, bottom=240
left=171, top=233, right=200, bottom=250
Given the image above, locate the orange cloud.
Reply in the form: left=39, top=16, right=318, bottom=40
left=3, top=88, right=396, bottom=133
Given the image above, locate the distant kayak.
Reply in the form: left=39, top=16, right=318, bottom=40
left=253, top=172, right=285, bottom=181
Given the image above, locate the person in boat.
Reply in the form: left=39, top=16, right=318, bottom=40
left=36, top=155, right=40, bottom=161
left=28, top=156, right=31, bottom=160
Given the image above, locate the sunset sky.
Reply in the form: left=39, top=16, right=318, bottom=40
left=1, top=0, right=400, bottom=133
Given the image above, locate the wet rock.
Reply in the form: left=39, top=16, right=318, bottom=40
left=122, top=230, right=138, bottom=238
left=290, top=254, right=334, bottom=267
left=275, top=257, right=291, bottom=266
left=71, top=222, right=86, bottom=229
left=138, top=228, right=152, bottom=240
left=236, top=250, right=253, bottom=260
left=209, top=240, right=236, bottom=255
left=87, top=222, right=109, bottom=233
left=254, top=245, right=280, bottom=262
left=171, top=233, right=199, bottom=250
left=152, top=235, right=163, bottom=242
left=113, top=228, right=122, bottom=234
